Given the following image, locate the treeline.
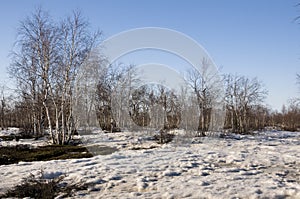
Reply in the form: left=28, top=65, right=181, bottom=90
left=0, top=8, right=300, bottom=145
left=1, top=75, right=300, bottom=136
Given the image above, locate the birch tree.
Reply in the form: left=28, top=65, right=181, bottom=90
left=9, top=8, right=100, bottom=144
left=51, top=11, right=100, bottom=144
left=9, top=8, right=60, bottom=137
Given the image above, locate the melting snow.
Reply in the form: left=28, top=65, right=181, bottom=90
left=0, top=130, right=299, bottom=198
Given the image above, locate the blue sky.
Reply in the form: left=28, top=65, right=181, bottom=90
left=0, top=0, right=300, bottom=111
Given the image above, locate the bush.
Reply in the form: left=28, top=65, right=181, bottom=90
left=1, top=170, right=89, bottom=198
left=153, top=129, right=175, bottom=144
left=1, top=171, right=64, bottom=198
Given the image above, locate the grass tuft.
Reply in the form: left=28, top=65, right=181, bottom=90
left=1, top=170, right=90, bottom=198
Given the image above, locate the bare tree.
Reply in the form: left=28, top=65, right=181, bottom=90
left=284, top=98, right=300, bottom=131
left=128, top=84, right=182, bottom=130
left=112, top=64, right=138, bottom=129
left=185, top=58, right=222, bottom=136
left=224, top=74, right=267, bottom=133
left=9, top=8, right=100, bottom=144
left=95, top=63, right=136, bottom=132
left=49, top=11, right=100, bottom=144
left=156, top=86, right=181, bottom=130
left=74, top=50, right=105, bottom=129
left=9, top=8, right=60, bottom=137
left=129, top=85, right=151, bottom=127
left=165, top=91, right=181, bottom=129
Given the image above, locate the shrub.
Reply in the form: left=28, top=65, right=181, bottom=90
left=1, top=170, right=90, bottom=198
left=153, top=129, right=175, bottom=144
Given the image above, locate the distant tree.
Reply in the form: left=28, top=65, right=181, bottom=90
left=156, top=86, right=181, bottom=130
left=266, top=100, right=300, bottom=132
left=223, top=74, right=267, bottom=133
left=0, top=85, right=18, bottom=130
left=297, top=74, right=300, bottom=92
left=127, top=84, right=181, bottom=130
left=283, top=99, right=300, bottom=131
left=74, top=50, right=105, bottom=129
left=185, top=58, right=222, bottom=136
left=0, top=85, right=7, bottom=130
left=95, top=63, right=136, bottom=132
left=129, top=85, right=151, bottom=127
left=248, top=105, right=269, bottom=130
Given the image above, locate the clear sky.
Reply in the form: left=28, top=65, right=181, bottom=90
left=0, top=0, right=300, bottom=111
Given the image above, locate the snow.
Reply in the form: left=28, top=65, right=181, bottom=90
left=0, top=127, right=49, bottom=147
left=0, top=130, right=300, bottom=198
left=0, top=127, right=20, bottom=137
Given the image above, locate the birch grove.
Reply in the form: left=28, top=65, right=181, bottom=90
left=9, top=8, right=100, bottom=144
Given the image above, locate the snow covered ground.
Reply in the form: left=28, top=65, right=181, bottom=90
left=0, top=127, right=50, bottom=148
left=0, top=127, right=20, bottom=138
left=0, top=130, right=300, bottom=198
